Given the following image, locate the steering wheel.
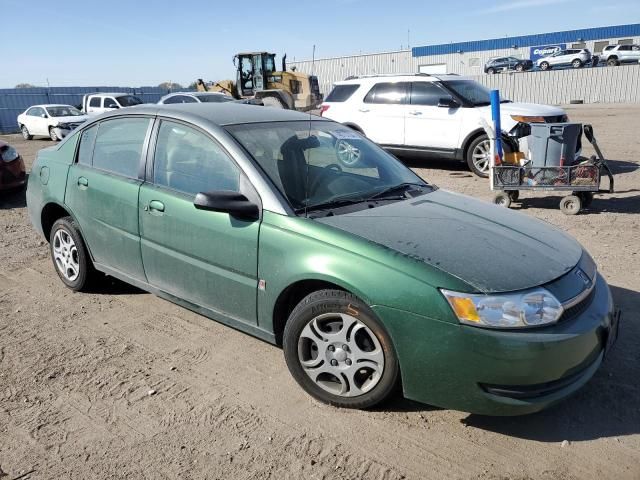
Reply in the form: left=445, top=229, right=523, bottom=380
left=309, top=163, right=343, bottom=197
left=335, top=139, right=362, bottom=167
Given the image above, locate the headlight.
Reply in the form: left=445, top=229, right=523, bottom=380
left=441, top=288, right=564, bottom=329
left=510, top=115, right=546, bottom=123
left=0, top=146, right=19, bottom=163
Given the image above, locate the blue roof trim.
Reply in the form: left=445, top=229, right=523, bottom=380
left=412, top=24, right=640, bottom=57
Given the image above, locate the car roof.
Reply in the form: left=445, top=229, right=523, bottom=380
left=87, top=92, right=136, bottom=97
left=28, top=104, right=75, bottom=108
left=98, top=103, right=328, bottom=126
left=164, top=91, right=226, bottom=97
left=334, top=74, right=464, bottom=85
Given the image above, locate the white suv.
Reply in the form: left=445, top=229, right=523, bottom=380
left=536, top=49, right=592, bottom=70
left=600, top=44, right=640, bottom=66
left=320, top=74, right=568, bottom=177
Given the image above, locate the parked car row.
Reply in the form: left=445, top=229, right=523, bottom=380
left=486, top=44, right=640, bottom=74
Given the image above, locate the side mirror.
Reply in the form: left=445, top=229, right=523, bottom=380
left=194, top=191, right=259, bottom=220
left=106, top=104, right=119, bottom=109
left=438, top=98, right=459, bottom=108
left=41, top=113, right=48, bottom=118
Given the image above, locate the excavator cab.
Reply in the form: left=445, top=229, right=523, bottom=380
left=235, top=52, right=277, bottom=96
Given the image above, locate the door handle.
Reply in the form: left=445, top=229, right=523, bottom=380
left=148, top=200, right=165, bottom=213
left=77, top=176, right=88, bottom=188
left=358, top=108, right=370, bottom=113
left=408, top=111, right=422, bottom=116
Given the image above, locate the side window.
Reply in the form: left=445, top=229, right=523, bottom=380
left=89, top=97, right=101, bottom=107
left=325, top=84, right=360, bottom=102
left=163, top=96, right=181, bottom=104
left=618, top=45, right=631, bottom=51
left=92, top=118, right=150, bottom=178
left=153, top=121, right=240, bottom=196
left=364, top=82, right=408, bottom=104
left=77, top=125, right=98, bottom=165
left=180, top=96, right=198, bottom=103
left=410, top=82, right=446, bottom=106
left=104, top=97, right=118, bottom=108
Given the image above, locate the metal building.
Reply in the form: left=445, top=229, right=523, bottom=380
left=290, top=24, right=640, bottom=95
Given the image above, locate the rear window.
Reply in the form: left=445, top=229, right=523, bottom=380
left=325, top=84, right=360, bottom=102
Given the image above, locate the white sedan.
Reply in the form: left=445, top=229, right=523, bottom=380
left=17, top=104, right=90, bottom=141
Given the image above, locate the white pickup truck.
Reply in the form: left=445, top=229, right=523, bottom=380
left=81, top=93, right=144, bottom=115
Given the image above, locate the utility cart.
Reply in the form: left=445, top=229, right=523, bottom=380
left=490, top=124, right=614, bottom=215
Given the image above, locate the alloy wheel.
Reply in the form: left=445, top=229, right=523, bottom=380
left=52, top=228, right=80, bottom=281
left=472, top=139, right=492, bottom=173
left=297, top=312, right=385, bottom=397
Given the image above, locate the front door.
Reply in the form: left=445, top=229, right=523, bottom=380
left=64, top=117, right=152, bottom=281
left=355, top=81, right=408, bottom=146
left=139, top=120, right=259, bottom=324
left=404, top=82, right=462, bottom=151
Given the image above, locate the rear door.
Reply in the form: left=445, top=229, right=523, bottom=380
left=138, top=119, right=260, bottom=324
left=404, top=81, right=462, bottom=151
left=65, top=117, right=153, bottom=281
left=356, top=82, right=408, bottom=146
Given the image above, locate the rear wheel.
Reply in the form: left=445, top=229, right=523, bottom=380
left=21, top=125, right=33, bottom=140
left=50, top=217, right=96, bottom=291
left=487, top=67, right=495, bottom=74
left=493, top=192, right=512, bottom=208
left=607, top=58, right=619, bottom=67
left=283, top=290, right=399, bottom=409
left=515, top=64, right=524, bottom=72
left=540, top=61, right=550, bottom=71
left=572, top=59, right=583, bottom=69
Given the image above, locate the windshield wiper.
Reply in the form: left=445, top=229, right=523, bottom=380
left=366, top=182, right=429, bottom=201
left=295, top=194, right=369, bottom=213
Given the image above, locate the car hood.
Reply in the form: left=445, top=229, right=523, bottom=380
left=316, top=189, right=582, bottom=293
left=477, top=102, right=565, bottom=118
left=53, top=115, right=90, bottom=124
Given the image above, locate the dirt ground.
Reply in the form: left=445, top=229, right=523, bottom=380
left=0, top=104, right=638, bottom=480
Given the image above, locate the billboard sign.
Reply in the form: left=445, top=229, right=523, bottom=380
left=530, top=44, right=565, bottom=62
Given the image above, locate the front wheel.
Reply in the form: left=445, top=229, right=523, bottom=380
left=50, top=216, right=96, bottom=291
left=283, top=290, right=399, bottom=409
left=540, top=61, right=550, bottom=71
left=560, top=195, right=582, bottom=215
left=487, top=67, right=495, bottom=74
left=49, top=127, right=59, bottom=141
left=515, top=64, right=524, bottom=72
left=607, top=58, right=619, bottom=67
left=21, top=125, right=33, bottom=140
left=466, top=134, right=512, bottom=178
left=572, top=59, right=583, bottom=68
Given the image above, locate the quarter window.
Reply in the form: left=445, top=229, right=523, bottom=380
left=410, top=82, right=446, bottom=106
left=153, top=121, right=240, bottom=196
left=364, top=82, right=409, bottom=104
left=89, top=97, right=101, bottom=107
left=92, top=118, right=150, bottom=178
left=325, top=84, right=360, bottom=102
left=77, top=125, right=98, bottom=165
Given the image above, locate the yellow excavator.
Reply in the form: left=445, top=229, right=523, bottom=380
left=196, top=52, right=322, bottom=111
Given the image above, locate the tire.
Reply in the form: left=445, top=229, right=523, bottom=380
left=466, top=134, right=512, bottom=178
left=21, top=125, right=33, bottom=140
left=607, top=58, right=619, bottom=67
left=572, top=59, right=583, bottom=69
left=487, top=67, right=495, bottom=75
left=540, top=61, right=550, bottom=71
left=508, top=190, right=520, bottom=201
left=260, top=96, right=285, bottom=109
left=49, top=127, right=59, bottom=141
left=493, top=192, right=512, bottom=208
left=283, top=289, right=399, bottom=409
left=515, top=64, right=524, bottom=72
left=559, top=195, right=582, bottom=215
left=577, top=191, right=594, bottom=208
left=49, top=216, right=96, bottom=291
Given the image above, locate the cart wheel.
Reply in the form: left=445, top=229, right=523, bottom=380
left=560, top=195, right=582, bottom=215
left=493, top=192, right=512, bottom=208
left=578, top=192, right=594, bottom=208
left=508, top=190, right=520, bottom=202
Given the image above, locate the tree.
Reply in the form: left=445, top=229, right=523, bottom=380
left=158, top=82, right=183, bottom=90
left=15, top=83, right=36, bottom=88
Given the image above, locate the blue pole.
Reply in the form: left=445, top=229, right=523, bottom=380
left=490, top=89, right=502, bottom=164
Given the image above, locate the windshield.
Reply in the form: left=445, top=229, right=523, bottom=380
left=442, top=80, right=504, bottom=106
left=226, top=121, right=430, bottom=215
left=117, top=95, right=143, bottom=107
left=46, top=106, right=83, bottom=117
left=196, top=94, right=235, bottom=103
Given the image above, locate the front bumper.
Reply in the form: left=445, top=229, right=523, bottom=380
left=374, top=273, right=618, bottom=416
left=0, top=157, right=26, bottom=191
left=53, top=127, right=72, bottom=139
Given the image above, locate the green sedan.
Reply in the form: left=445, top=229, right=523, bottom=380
left=26, top=103, right=620, bottom=415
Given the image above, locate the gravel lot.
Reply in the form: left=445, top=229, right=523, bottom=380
left=0, top=103, right=639, bottom=480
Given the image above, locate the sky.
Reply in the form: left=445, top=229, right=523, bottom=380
left=2, top=0, right=639, bottom=88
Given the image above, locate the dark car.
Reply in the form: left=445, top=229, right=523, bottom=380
left=0, top=140, right=26, bottom=192
left=485, top=57, right=533, bottom=74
